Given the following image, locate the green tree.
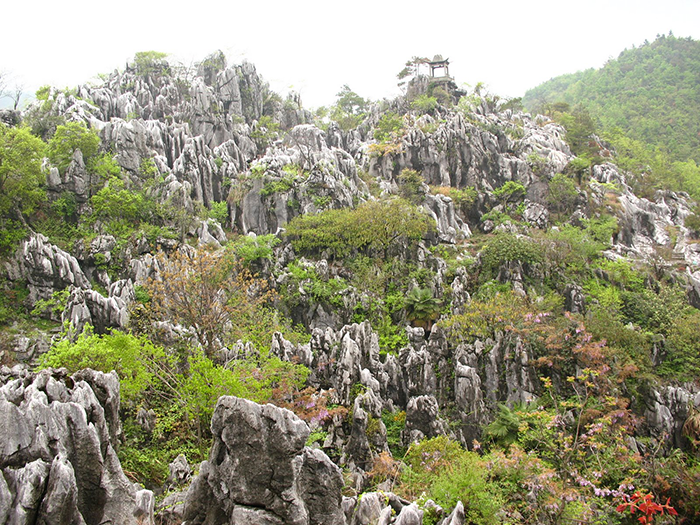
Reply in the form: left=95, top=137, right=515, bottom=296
left=547, top=173, right=579, bottom=215
left=285, top=198, right=435, bottom=259
left=47, top=122, right=100, bottom=174
left=0, top=124, right=46, bottom=221
left=147, top=248, right=274, bottom=358
left=329, top=85, right=367, bottom=131
left=133, top=51, right=169, bottom=76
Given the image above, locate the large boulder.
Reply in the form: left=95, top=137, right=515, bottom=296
left=182, top=396, right=345, bottom=525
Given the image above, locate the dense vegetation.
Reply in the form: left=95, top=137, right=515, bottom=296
left=524, top=34, right=700, bottom=164
left=524, top=34, right=700, bottom=202
left=1, top=48, right=700, bottom=523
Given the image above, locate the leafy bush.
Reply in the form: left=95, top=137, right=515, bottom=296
left=547, top=173, right=579, bottom=215
left=285, top=198, right=435, bottom=259
left=397, top=436, right=503, bottom=524
left=47, top=122, right=100, bottom=174
left=0, top=124, right=46, bottom=219
left=133, top=51, right=169, bottom=76
left=230, top=234, right=280, bottom=266
left=374, top=112, right=404, bottom=142
left=439, top=290, right=535, bottom=343
left=208, top=201, right=228, bottom=223
left=90, top=177, right=153, bottom=223
left=492, top=181, right=526, bottom=204
left=411, top=94, right=438, bottom=114
left=250, top=116, right=279, bottom=148
left=38, top=327, right=164, bottom=403
left=479, top=232, right=543, bottom=280
left=658, top=310, right=700, bottom=380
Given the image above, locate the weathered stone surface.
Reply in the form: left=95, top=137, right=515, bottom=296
left=182, top=396, right=344, bottom=525
left=17, top=233, right=90, bottom=305
left=166, top=453, right=192, bottom=489
left=401, top=395, right=452, bottom=445
left=439, top=501, right=465, bottom=525
left=0, top=367, right=149, bottom=524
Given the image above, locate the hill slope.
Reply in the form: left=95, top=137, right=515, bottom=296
left=523, top=34, right=700, bottom=164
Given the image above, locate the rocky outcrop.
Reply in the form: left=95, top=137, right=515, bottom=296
left=12, top=233, right=90, bottom=305
left=0, top=366, right=150, bottom=524
left=63, top=279, right=134, bottom=333
left=182, top=396, right=344, bottom=525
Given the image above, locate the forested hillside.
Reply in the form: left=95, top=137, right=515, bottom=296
left=524, top=34, right=700, bottom=164
left=1, top=50, right=699, bottom=524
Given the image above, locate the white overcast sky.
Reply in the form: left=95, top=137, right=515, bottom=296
left=2, top=0, right=699, bottom=110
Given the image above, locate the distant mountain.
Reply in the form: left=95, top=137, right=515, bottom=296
left=523, top=33, right=700, bottom=164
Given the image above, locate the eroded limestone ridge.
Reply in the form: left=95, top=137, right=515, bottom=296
left=0, top=367, right=152, bottom=525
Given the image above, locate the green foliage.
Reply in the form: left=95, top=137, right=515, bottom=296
left=0, top=279, right=29, bottom=325
left=90, top=177, right=153, bottom=224
left=397, top=56, right=429, bottom=84
left=398, top=436, right=503, bottom=524
left=51, top=191, right=78, bottom=222
left=537, top=223, right=608, bottom=279
left=0, top=124, right=46, bottom=218
left=91, top=153, right=121, bottom=181
left=411, top=94, right=438, bottom=114
left=260, top=171, right=297, bottom=196
left=306, top=429, right=328, bottom=447
left=483, top=403, right=523, bottom=447
left=547, top=173, right=579, bottom=215
left=250, top=116, right=279, bottom=148
left=328, top=85, right=367, bottom=131
left=283, top=261, right=349, bottom=309
left=38, top=327, right=164, bottom=403
left=374, top=112, right=404, bottom=142
left=381, top=410, right=406, bottom=458
left=524, top=34, right=700, bottom=164
left=479, top=232, right=543, bottom=280
left=0, top=219, right=28, bottom=257
left=684, top=212, right=700, bottom=235
left=440, top=290, right=535, bottom=343
left=285, top=198, right=434, bottom=259
left=47, top=122, right=100, bottom=174
left=230, top=234, right=280, bottom=266
left=133, top=51, right=169, bottom=76
left=660, top=310, right=700, bottom=380
left=405, top=287, right=439, bottom=326
left=208, top=201, right=228, bottom=224
left=398, top=168, right=424, bottom=203
left=621, top=283, right=691, bottom=335
left=31, top=288, right=70, bottom=319
left=492, top=181, right=526, bottom=204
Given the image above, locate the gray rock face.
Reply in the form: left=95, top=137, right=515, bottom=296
left=182, top=396, right=344, bottom=525
left=16, top=233, right=90, bottom=305
left=0, top=367, right=148, bottom=525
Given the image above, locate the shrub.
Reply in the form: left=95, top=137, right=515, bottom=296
left=47, top=122, right=100, bottom=174
left=285, top=198, right=434, bottom=259
left=0, top=124, right=47, bottom=219
left=90, top=177, right=153, bottom=224
left=398, top=436, right=503, bottom=524
left=374, top=112, right=404, bottom=142
left=492, top=181, right=526, bottom=204
left=230, top=234, right=280, bottom=266
left=209, top=201, right=228, bottom=224
left=411, top=94, right=438, bottom=114
left=480, top=232, right=543, bottom=280
left=133, top=51, right=169, bottom=76
left=547, top=173, right=579, bottom=215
